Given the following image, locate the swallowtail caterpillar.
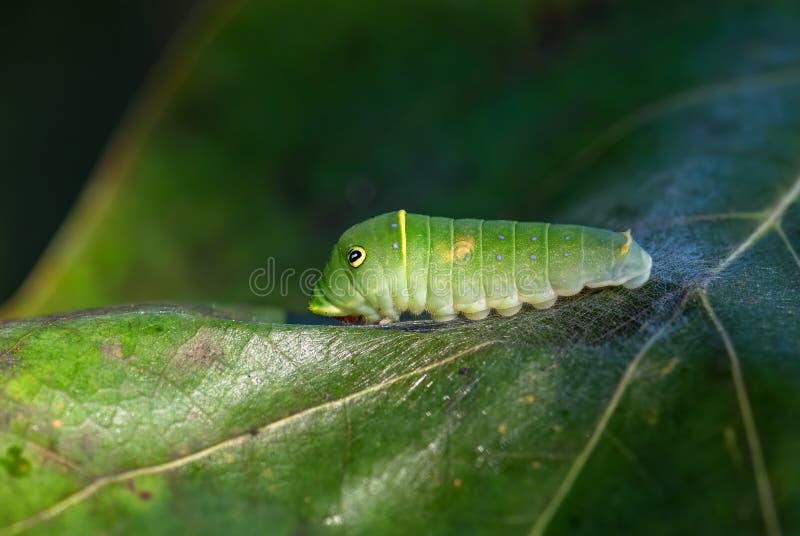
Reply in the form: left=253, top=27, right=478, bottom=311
left=309, top=210, right=652, bottom=324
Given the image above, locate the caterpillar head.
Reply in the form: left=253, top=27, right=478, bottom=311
left=309, top=213, right=400, bottom=323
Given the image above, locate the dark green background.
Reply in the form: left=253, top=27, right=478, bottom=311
left=10, top=0, right=800, bottom=319
left=0, top=1, right=197, bottom=303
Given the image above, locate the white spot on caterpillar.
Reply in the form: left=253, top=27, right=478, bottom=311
left=530, top=254, right=537, bottom=260
left=565, top=235, right=571, bottom=240
left=496, top=255, right=502, bottom=261
left=498, top=234, right=505, bottom=240
left=564, top=252, right=569, bottom=257
left=392, top=242, right=398, bottom=249
left=391, top=223, right=398, bottom=228
left=531, top=236, right=537, bottom=241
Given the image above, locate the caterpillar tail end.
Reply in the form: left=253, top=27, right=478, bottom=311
left=622, top=247, right=652, bottom=289
left=620, top=229, right=633, bottom=255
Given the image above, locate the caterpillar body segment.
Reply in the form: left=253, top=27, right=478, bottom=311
left=309, top=211, right=652, bottom=324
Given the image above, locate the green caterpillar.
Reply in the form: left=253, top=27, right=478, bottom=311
left=309, top=210, right=652, bottom=324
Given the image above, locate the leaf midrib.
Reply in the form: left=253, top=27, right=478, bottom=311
left=0, top=341, right=495, bottom=536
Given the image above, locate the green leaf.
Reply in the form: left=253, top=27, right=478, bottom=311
left=2, top=163, right=800, bottom=534
left=3, top=1, right=800, bottom=535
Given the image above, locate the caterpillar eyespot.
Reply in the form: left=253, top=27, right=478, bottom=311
left=309, top=211, right=652, bottom=324
left=346, top=246, right=366, bottom=268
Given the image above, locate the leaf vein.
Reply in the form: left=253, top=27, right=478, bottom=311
left=713, top=173, right=800, bottom=274
left=776, top=225, right=800, bottom=271
left=528, top=321, right=672, bottom=536
left=700, top=291, right=781, bottom=536
left=0, top=340, right=495, bottom=536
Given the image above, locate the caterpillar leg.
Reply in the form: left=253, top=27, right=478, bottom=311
left=464, top=309, right=491, bottom=321
left=430, top=312, right=458, bottom=322
left=495, top=304, right=523, bottom=317
left=531, top=296, right=557, bottom=310
left=622, top=273, right=649, bottom=289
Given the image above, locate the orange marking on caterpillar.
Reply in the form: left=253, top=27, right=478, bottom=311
left=620, top=230, right=632, bottom=255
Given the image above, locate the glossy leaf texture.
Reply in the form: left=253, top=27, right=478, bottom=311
left=3, top=1, right=800, bottom=535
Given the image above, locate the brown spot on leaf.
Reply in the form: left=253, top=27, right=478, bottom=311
left=126, top=479, right=152, bottom=500
left=100, top=340, right=124, bottom=360
left=174, top=327, right=226, bottom=368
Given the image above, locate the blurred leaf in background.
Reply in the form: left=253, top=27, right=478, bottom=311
left=0, top=0, right=198, bottom=307
left=9, top=0, right=800, bottom=318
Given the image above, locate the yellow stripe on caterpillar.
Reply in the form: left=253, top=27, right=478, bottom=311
left=398, top=209, right=407, bottom=272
